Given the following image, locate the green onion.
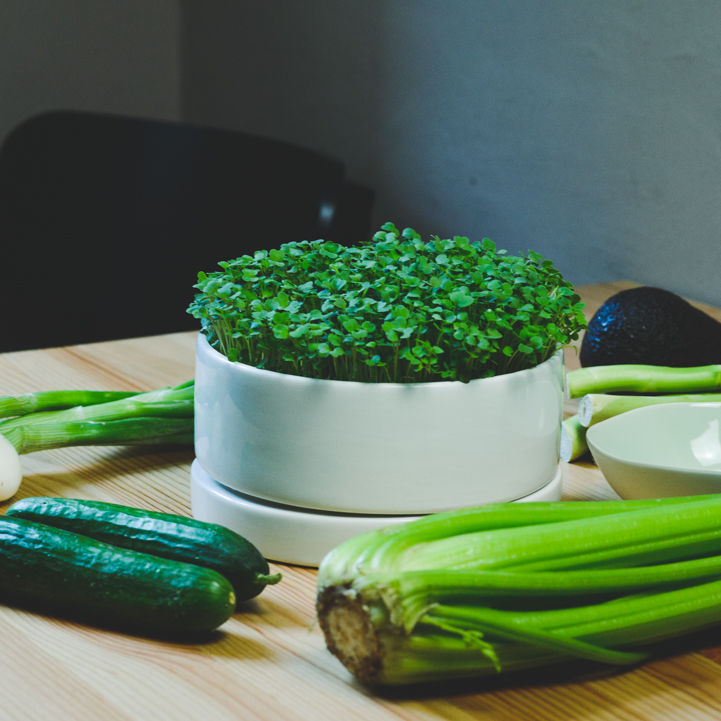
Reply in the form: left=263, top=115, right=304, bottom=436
left=1, top=417, right=194, bottom=454
left=578, top=392, right=721, bottom=427
left=566, top=364, right=721, bottom=398
left=560, top=414, right=588, bottom=461
left=317, top=495, right=721, bottom=685
left=0, top=390, right=138, bottom=419
left=562, top=366, right=721, bottom=463
left=0, top=382, right=193, bottom=435
left=0, top=382, right=194, bottom=501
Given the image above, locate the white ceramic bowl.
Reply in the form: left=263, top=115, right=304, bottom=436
left=587, top=402, right=721, bottom=499
left=194, top=334, right=564, bottom=514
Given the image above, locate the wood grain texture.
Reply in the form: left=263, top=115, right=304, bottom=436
left=2, top=288, right=721, bottom=720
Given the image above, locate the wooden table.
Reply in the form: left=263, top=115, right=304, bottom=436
left=4, top=282, right=721, bottom=720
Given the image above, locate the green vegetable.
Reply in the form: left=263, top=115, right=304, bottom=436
left=0, top=516, right=235, bottom=636
left=6, top=497, right=281, bottom=601
left=0, top=434, right=22, bottom=501
left=2, top=417, right=193, bottom=454
left=188, top=223, right=586, bottom=383
left=0, top=381, right=194, bottom=500
left=0, top=389, right=138, bottom=417
left=578, top=392, right=721, bottom=427
left=560, top=414, right=588, bottom=462
left=0, top=381, right=194, bottom=439
left=316, top=494, right=721, bottom=685
left=562, top=391, right=721, bottom=462
left=562, top=366, right=721, bottom=463
left=566, top=364, right=721, bottom=398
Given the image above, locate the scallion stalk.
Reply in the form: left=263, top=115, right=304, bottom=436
left=1, top=417, right=193, bottom=454
left=566, top=364, right=721, bottom=398
left=0, top=383, right=193, bottom=434
left=317, top=495, right=721, bottom=685
left=578, top=392, right=721, bottom=427
left=562, top=366, right=721, bottom=463
left=0, top=390, right=138, bottom=419
left=560, top=414, right=588, bottom=461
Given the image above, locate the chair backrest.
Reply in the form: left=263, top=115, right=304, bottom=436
left=0, top=111, right=373, bottom=351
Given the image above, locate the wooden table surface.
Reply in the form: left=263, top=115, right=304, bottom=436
left=4, top=281, right=721, bottom=721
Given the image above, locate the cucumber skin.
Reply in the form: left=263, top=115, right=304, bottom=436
left=6, top=497, right=275, bottom=601
left=0, top=516, right=235, bottom=635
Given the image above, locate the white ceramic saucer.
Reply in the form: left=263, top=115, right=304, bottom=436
left=190, top=459, right=563, bottom=567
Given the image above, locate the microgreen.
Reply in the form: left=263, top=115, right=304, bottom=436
left=187, top=223, right=586, bottom=383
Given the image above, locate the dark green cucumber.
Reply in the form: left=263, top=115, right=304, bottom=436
left=0, top=516, right=235, bottom=635
left=6, top=497, right=280, bottom=601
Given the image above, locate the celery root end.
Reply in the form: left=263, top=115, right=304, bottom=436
left=317, top=587, right=384, bottom=682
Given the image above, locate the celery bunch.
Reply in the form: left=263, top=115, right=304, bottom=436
left=317, top=496, right=721, bottom=685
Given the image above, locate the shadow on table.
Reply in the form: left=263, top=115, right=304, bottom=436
left=360, top=628, right=721, bottom=704
left=7, top=444, right=195, bottom=503
left=3, top=600, right=280, bottom=665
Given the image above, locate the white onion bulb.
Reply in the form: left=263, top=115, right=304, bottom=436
left=0, top=434, right=22, bottom=501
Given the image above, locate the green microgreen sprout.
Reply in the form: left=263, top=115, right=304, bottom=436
left=187, top=223, right=586, bottom=383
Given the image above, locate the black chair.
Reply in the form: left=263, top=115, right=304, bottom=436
left=0, top=110, right=373, bottom=351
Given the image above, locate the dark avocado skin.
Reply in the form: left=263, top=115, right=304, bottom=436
left=580, top=286, right=721, bottom=367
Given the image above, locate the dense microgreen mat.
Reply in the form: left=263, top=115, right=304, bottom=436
left=187, top=223, right=585, bottom=383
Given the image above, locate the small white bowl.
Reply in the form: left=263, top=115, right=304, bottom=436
left=587, top=402, right=721, bottom=499
left=194, top=334, right=564, bottom=514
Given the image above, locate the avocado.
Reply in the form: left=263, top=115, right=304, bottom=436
left=580, top=286, right=721, bottom=367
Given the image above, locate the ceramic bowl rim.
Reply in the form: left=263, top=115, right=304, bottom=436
left=196, top=332, right=564, bottom=390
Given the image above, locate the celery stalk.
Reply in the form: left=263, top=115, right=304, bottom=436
left=317, top=495, right=721, bottom=685
left=318, top=494, right=721, bottom=585
left=396, top=496, right=721, bottom=573
left=319, top=495, right=715, bottom=583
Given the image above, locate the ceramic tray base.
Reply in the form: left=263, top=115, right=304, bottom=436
left=190, top=459, right=563, bottom=567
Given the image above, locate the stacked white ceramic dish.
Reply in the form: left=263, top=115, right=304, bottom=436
left=191, top=334, right=565, bottom=566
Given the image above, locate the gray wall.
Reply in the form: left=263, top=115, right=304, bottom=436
left=4, top=2, right=721, bottom=307
left=180, top=1, right=721, bottom=307
left=0, top=1, right=180, bottom=145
